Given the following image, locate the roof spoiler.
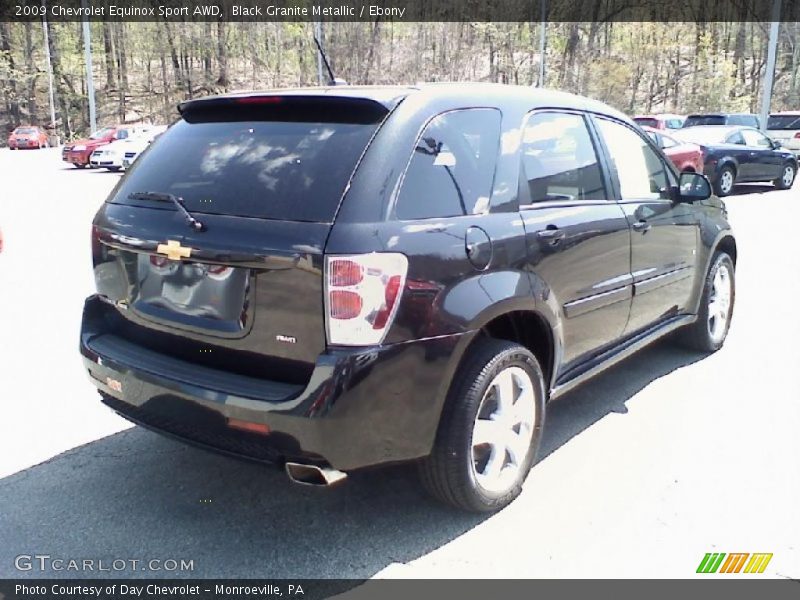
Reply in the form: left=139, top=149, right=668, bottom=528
left=178, top=94, right=390, bottom=125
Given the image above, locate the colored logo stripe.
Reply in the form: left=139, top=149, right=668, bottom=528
left=697, top=553, right=726, bottom=573
left=719, top=553, right=749, bottom=573
left=744, top=553, right=773, bottom=573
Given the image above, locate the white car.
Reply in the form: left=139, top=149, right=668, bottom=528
left=767, top=112, right=800, bottom=156
left=90, top=125, right=167, bottom=171
left=120, top=126, right=168, bottom=169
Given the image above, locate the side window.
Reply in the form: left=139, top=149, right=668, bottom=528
left=661, top=135, right=678, bottom=149
left=726, top=132, right=745, bottom=145
left=116, top=129, right=129, bottom=140
left=595, top=118, right=672, bottom=201
left=741, top=129, right=771, bottom=148
left=520, top=112, right=607, bottom=204
left=394, top=109, right=501, bottom=220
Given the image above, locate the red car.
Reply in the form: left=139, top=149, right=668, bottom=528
left=62, top=126, right=126, bottom=168
left=633, top=113, right=685, bottom=130
left=643, top=126, right=704, bottom=173
left=7, top=126, right=49, bottom=149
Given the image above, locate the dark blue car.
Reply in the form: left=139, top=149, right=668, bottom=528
left=674, top=125, right=797, bottom=196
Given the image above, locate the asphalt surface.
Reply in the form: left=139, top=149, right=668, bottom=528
left=0, top=148, right=797, bottom=579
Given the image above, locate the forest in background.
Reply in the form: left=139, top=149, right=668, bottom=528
left=0, top=19, right=799, bottom=140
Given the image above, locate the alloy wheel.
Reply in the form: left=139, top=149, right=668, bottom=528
left=782, top=166, right=795, bottom=187
left=470, top=366, right=536, bottom=494
left=719, top=170, right=734, bottom=194
left=707, top=264, right=732, bottom=344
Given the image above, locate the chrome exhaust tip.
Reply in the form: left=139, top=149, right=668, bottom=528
left=285, top=462, right=348, bottom=487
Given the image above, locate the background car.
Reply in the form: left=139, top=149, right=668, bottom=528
left=682, top=113, right=761, bottom=128
left=643, top=126, right=704, bottom=172
left=673, top=125, right=797, bottom=196
left=7, top=126, right=49, bottom=150
left=767, top=111, right=800, bottom=156
left=633, top=113, right=684, bottom=130
left=120, top=125, right=168, bottom=169
left=90, top=125, right=166, bottom=171
left=62, top=125, right=150, bottom=169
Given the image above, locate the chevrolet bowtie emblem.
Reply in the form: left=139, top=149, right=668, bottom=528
left=156, top=240, right=192, bottom=261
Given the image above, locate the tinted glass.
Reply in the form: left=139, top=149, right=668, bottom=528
left=110, top=119, right=379, bottom=222
left=634, top=118, right=659, bottom=128
left=741, top=129, right=771, bottom=147
left=14, top=127, right=37, bottom=134
left=768, top=115, right=800, bottom=129
left=596, top=118, right=672, bottom=201
left=666, top=119, right=684, bottom=129
left=394, top=109, right=500, bottom=220
left=684, top=115, right=726, bottom=127
left=730, top=115, right=759, bottom=127
left=520, top=112, right=606, bottom=204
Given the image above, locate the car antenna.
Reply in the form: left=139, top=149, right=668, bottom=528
left=313, top=34, right=346, bottom=86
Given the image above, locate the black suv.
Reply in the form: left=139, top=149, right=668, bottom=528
left=80, top=84, right=736, bottom=512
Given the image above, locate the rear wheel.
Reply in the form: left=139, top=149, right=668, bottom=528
left=714, top=166, right=736, bottom=197
left=419, top=338, right=546, bottom=512
left=676, top=252, right=735, bottom=352
left=774, top=163, right=796, bottom=190
left=74, top=163, right=86, bottom=169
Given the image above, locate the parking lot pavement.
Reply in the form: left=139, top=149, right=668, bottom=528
left=0, top=148, right=797, bottom=579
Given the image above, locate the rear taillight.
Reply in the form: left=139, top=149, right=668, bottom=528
left=794, top=132, right=800, bottom=139
left=325, top=253, right=408, bottom=346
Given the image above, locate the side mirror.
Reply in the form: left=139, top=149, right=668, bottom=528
left=676, top=171, right=712, bottom=202
left=771, top=139, right=783, bottom=149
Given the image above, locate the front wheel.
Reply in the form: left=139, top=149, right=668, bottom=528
left=74, top=163, right=86, bottom=169
left=714, top=166, right=736, bottom=197
left=107, top=166, right=121, bottom=172
left=676, top=252, right=735, bottom=353
left=419, top=338, right=546, bottom=512
left=774, top=163, right=796, bottom=190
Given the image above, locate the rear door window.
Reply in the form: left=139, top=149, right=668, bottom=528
left=110, top=118, right=381, bottom=222
left=393, top=109, right=501, bottom=220
left=520, top=111, right=607, bottom=204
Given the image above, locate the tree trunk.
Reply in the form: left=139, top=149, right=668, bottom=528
left=216, top=20, right=229, bottom=88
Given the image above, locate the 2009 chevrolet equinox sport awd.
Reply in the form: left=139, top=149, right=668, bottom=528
left=81, top=83, right=736, bottom=512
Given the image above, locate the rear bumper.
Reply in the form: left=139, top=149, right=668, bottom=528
left=80, top=295, right=470, bottom=471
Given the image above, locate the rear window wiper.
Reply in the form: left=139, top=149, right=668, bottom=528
left=127, top=191, right=205, bottom=231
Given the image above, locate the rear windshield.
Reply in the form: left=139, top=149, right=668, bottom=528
left=684, top=115, right=726, bottom=127
left=14, top=127, right=37, bottom=134
left=90, top=127, right=116, bottom=139
left=768, top=115, right=800, bottom=130
left=110, top=118, right=380, bottom=222
left=634, top=118, right=659, bottom=128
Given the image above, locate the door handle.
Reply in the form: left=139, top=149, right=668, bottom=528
left=536, top=228, right=566, bottom=243
left=632, top=220, right=651, bottom=233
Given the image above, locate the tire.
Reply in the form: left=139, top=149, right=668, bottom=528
left=107, top=166, right=121, bottom=172
left=714, top=166, right=736, bottom=197
left=774, top=163, right=796, bottom=190
left=419, top=338, right=546, bottom=512
left=74, top=163, right=86, bottom=169
left=675, top=252, right=735, bottom=353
